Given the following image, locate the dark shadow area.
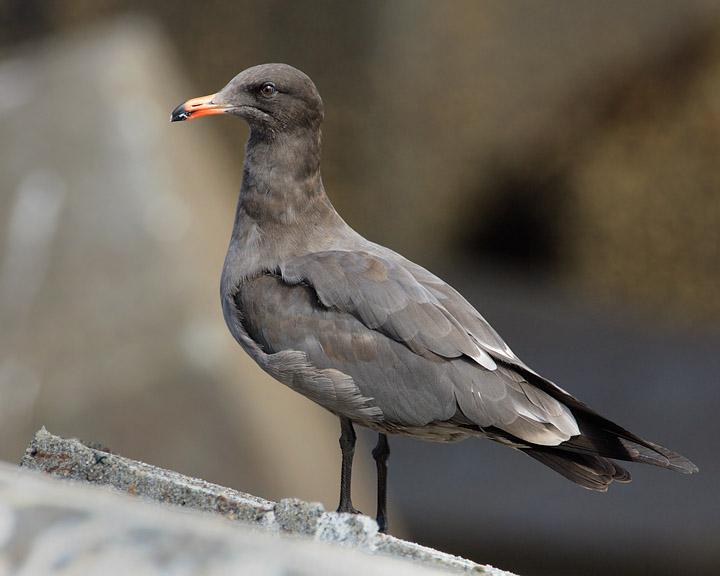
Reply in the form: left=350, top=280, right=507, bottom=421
left=460, top=166, right=570, bottom=272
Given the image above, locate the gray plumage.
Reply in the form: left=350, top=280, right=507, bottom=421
left=171, top=63, right=697, bottom=530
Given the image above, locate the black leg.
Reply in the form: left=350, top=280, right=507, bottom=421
left=337, top=417, right=361, bottom=515
left=372, top=433, right=390, bottom=533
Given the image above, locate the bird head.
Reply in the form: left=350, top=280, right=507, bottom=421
left=171, top=63, right=324, bottom=136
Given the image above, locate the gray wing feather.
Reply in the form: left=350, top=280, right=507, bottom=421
left=281, top=251, right=496, bottom=368
left=235, top=251, right=581, bottom=443
left=402, top=260, right=522, bottom=363
left=238, top=274, right=457, bottom=427
left=402, top=258, right=578, bottom=397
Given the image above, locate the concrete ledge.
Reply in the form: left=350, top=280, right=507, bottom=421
left=17, top=427, right=516, bottom=575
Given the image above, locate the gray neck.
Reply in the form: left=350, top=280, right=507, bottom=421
left=239, top=127, right=331, bottom=226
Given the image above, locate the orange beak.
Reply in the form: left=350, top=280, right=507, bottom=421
left=170, top=93, right=229, bottom=122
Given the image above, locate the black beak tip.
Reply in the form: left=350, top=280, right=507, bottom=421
left=170, top=103, right=191, bottom=123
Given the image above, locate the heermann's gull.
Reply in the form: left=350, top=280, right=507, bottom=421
left=170, top=63, right=698, bottom=533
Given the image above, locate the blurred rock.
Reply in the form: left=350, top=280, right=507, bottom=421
left=15, top=428, right=515, bottom=575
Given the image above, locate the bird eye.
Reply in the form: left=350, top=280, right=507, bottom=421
left=260, top=83, right=276, bottom=96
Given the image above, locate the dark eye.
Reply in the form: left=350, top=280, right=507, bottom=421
left=260, top=83, right=276, bottom=96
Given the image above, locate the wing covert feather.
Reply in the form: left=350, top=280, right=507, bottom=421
left=238, top=274, right=458, bottom=426
left=281, top=251, right=497, bottom=369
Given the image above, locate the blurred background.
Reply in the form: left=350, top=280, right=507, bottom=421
left=0, top=1, right=718, bottom=574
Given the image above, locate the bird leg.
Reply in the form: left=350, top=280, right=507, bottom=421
left=372, top=433, right=391, bottom=533
left=337, top=417, right=361, bottom=515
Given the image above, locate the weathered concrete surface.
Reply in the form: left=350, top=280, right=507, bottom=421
left=0, top=462, right=505, bottom=576
left=17, top=428, right=515, bottom=575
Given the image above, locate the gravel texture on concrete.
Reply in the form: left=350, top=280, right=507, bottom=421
left=17, top=427, right=516, bottom=575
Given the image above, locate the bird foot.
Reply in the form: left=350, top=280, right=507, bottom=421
left=336, top=504, right=362, bottom=515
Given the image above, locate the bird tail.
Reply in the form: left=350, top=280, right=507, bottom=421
left=560, top=409, right=699, bottom=474
left=521, top=447, right=631, bottom=491
left=520, top=404, right=698, bottom=490
left=507, top=364, right=699, bottom=488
